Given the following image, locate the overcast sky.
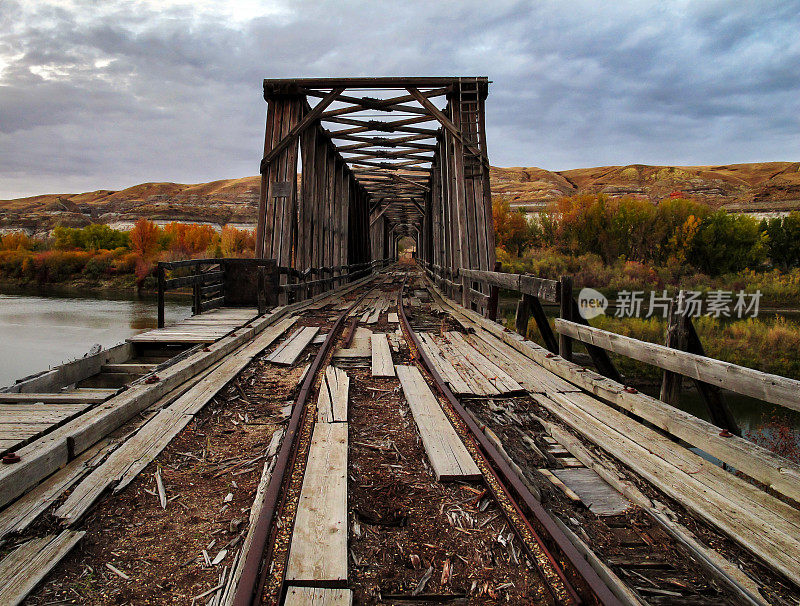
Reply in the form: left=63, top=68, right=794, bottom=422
left=1, top=0, right=798, bottom=199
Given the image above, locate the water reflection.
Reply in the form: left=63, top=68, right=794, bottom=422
left=0, top=289, right=190, bottom=388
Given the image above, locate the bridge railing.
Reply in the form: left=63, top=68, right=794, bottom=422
left=157, top=258, right=391, bottom=327
left=421, top=259, right=800, bottom=503
left=420, top=259, right=800, bottom=429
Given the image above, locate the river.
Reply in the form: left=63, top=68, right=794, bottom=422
left=0, top=287, right=190, bottom=388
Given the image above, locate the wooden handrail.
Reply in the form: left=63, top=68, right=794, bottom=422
left=445, top=268, right=561, bottom=303
left=555, top=319, right=800, bottom=413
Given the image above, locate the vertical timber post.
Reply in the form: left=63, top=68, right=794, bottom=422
left=157, top=263, right=165, bottom=329
left=660, top=296, right=688, bottom=405
left=559, top=275, right=573, bottom=361
left=486, top=261, right=501, bottom=320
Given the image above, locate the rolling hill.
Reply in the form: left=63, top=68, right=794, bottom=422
left=2, top=162, right=798, bottom=235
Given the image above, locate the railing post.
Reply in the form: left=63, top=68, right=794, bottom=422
left=257, top=265, right=267, bottom=315
left=558, top=275, right=573, bottom=361
left=660, top=291, right=741, bottom=436
left=486, top=261, right=501, bottom=320
left=157, top=263, right=165, bottom=329
left=514, top=294, right=531, bottom=338
left=192, top=264, right=201, bottom=316
left=660, top=296, right=688, bottom=405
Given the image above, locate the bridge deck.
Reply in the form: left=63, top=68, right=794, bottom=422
left=1, top=267, right=798, bottom=605
left=127, top=307, right=259, bottom=344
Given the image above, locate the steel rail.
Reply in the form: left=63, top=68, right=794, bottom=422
left=396, top=274, right=623, bottom=606
left=231, top=277, right=378, bottom=606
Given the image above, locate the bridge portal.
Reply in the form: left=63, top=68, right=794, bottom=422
left=255, top=77, right=495, bottom=310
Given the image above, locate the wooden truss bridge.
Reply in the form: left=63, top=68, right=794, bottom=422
left=1, top=77, right=799, bottom=606
left=253, top=77, right=495, bottom=310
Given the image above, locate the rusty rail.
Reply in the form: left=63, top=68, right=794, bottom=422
left=397, top=274, right=622, bottom=606
left=230, top=277, right=376, bottom=606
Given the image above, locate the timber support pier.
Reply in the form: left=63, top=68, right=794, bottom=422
left=1, top=77, right=799, bottom=605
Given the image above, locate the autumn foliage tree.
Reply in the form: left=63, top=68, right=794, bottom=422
left=493, top=199, right=536, bottom=256
left=130, top=218, right=160, bottom=259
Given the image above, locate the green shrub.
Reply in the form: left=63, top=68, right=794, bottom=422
left=54, top=224, right=129, bottom=251
left=687, top=211, right=767, bottom=274
left=761, top=212, right=800, bottom=270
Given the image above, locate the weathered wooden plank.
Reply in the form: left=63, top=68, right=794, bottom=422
left=0, top=404, right=87, bottom=417
left=445, top=332, right=523, bottom=394
left=434, top=336, right=500, bottom=396
left=539, top=391, right=800, bottom=582
left=417, top=334, right=471, bottom=395
left=0, top=391, right=114, bottom=404
left=387, top=312, right=399, bottom=323
left=317, top=366, right=349, bottom=423
left=464, top=333, right=579, bottom=394
left=555, top=319, right=800, bottom=412
left=100, top=363, right=157, bottom=374
left=126, top=334, right=220, bottom=344
left=457, top=269, right=560, bottom=303
left=284, top=587, right=352, bottom=606
left=0, top=530, right=84, bottom=606
left=551, top=468, right=630, bottom=516
left=370, top=334, right=395, bottom=377
left=286, top=423, right=348, bottom=585
left=267, top=326, right=320, bottom=366
left=396, top=365, right=480, bottom=481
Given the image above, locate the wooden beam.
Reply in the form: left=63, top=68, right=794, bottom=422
left=406, top=87, right=485, bottom=161
left=371, top=334, right=395, bottom=377
left=260, top=87, right=344, bottom=170
left=327, top=123, right=439, bottom=137
left=329, top=133, right=432, bottom=146
left=323, top=115, right=435, bottom=129
left=395, top=365, right=481, bottom=481
left=555, top=319, right=800, bottom=412
left=285, top=422, right=348, bottom=585
left=265, top=76, right=476, bottom=88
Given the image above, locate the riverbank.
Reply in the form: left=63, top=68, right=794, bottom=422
left=0, top=275, right=148, bottom=296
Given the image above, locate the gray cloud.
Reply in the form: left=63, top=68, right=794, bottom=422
left=1, top=0, right=798, bottom=198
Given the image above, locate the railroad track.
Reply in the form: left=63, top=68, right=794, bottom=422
left=226, top=266, right=768, bottom=606
left=228, top=270, right=615, bottom=605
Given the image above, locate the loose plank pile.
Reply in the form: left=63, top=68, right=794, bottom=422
left=416, top=332, right=523, bottom=396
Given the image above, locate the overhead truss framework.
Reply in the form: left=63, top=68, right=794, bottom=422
left=255, top=76, right=496, bottom=308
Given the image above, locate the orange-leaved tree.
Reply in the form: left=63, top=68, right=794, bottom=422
left=130, top=218, right=160, bottom=259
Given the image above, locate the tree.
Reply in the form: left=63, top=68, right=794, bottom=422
left=130, top=218, right=160, bottom=259
left=762, top=212, right=800, bottom=269
left=493, top=198, right=535, bottom=256
left=688, top=211, right=766, bottom=274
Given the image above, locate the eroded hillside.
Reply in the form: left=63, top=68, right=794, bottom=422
left=3, top=162, right=799, bottom=235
